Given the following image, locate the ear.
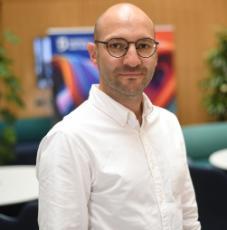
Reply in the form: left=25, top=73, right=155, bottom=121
left=155, top=53, right=158, bottom=66
left=153, top=52, right=158, bottom=68
left=87, top=42, right=97, bottom=66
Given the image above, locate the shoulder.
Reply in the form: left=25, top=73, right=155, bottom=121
left=47, top=100, right=95, bottom=136
left=150, top=105, right=183, bottom=136
left=154, top=105, right=179, bottom=123
left=36, top=103, right=92, bottom=167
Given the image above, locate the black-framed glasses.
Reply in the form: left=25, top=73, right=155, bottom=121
left=95, top=37, right=159, bottom=58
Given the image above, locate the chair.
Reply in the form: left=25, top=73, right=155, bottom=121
left=0, top=117, right=53, bottom=165
left=189, top=164, right=227, bottom=230
left=0, top=200, right=39, bottom=230
left=182, top=122, right=227, bottom=167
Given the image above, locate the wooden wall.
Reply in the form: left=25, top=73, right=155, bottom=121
left=1, top=0, right=227, bottom=124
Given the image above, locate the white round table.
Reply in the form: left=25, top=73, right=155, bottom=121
left=0, top=165, right=38, bottom=206
left=209, top=148, right=227, bottom=171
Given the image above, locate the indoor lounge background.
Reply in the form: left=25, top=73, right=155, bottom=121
left=1, top=0, right=227, bottom=124
left=0, top=1, right=227, bottom=230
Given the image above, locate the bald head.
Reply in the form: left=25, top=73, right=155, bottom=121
left=94, top=3, right=155, bottom=40
left=87, top=3, right=158, bottom=104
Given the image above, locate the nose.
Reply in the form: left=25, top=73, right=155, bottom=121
left=122, top=44, right=142, bottom=67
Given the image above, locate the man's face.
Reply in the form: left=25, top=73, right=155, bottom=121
left=88, top=8, right=157, bottom=99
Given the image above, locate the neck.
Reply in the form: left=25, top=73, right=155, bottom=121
left=120, top=97, right=143, bottom=124
left=99, top=85, right=144, bottom=125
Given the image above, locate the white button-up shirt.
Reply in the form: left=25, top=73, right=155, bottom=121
left=36, top=85, right=201, bottom=230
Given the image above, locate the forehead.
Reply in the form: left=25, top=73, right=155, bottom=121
left=102, top=21, right=153, bottom=41
left=97, top=7, right=154, bottom=40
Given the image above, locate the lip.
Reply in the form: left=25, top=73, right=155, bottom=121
left=118, top=72, right=143, bottom=76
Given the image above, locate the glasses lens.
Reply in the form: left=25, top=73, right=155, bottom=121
left=107, top=38, right=128, bottom=57
left=136, top=38, right=157, bottom=58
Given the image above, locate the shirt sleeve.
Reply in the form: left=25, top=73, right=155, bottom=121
left=36, top=131, right=92, bottom=230
left=179, top=133, right=201, bottom=230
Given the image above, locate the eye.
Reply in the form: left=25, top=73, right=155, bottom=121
left=136, top=42, right=152, bottom=50
left=108, top=39, right=128, bottom=50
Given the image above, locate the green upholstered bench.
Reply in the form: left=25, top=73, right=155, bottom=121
left=182, top=122, right=227, bottom=167
left=14, top=117, right=53, bottom=143
left=0, top=117, right=53, bottom=165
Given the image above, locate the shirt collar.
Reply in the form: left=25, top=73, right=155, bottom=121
left=88, top=84, right=154, bottom=127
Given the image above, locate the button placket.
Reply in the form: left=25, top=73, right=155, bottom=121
left=138, top=128, right=166, bottom=229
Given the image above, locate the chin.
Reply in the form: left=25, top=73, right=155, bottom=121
left=118, top=86, right=145, bottom=97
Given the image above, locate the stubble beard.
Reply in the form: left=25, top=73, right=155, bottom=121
left=103, top=66, right=155, bottom=99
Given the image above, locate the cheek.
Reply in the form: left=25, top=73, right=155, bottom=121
left=143, top=57, right=157, bottom=72
left=143, top=55, right=157, bottom=65
left=98, top=54, right=121, bottom=73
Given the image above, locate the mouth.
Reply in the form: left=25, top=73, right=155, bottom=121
left=118, top=72, right=143, bottom=77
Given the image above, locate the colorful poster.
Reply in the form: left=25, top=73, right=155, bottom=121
left=34, top=26, right=175, bottom=117
left=47, top=28, right=98, bottom=117
left=145, top=25, right=175, bottom=112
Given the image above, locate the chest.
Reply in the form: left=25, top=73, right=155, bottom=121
left=82, top=126, right=183, bottom=200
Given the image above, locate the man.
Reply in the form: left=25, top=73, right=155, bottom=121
left=36, top=3, right=201, bottom=230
